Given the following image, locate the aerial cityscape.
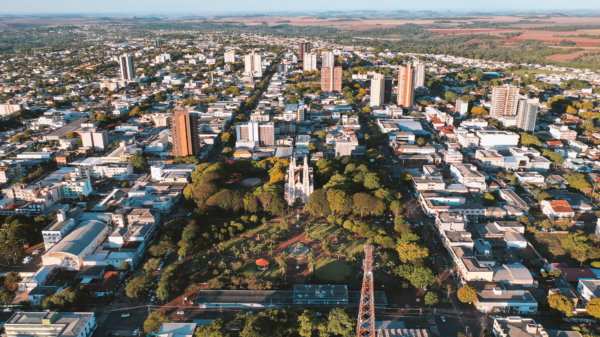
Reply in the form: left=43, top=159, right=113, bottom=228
left=1, top=5, right=600, bottom=337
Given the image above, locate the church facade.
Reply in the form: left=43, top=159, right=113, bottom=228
left=284, top=156, right=314, bottom=205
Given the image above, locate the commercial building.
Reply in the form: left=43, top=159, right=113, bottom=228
left=322, top=51, right=334, bottom=67
left=516, top=98, right=539, bottom=132
left=236, top=122, right=275, bottom=146
left=170, top=111, right=202, bottom=157
left=413, top=62, right=426, bottom=88
left=298, top=42, right=311, bottom=60
left=0, top=99, right=27, bottom=117
left=224, top=50, right=235, bottom=63
left=455, top=99, right=469, bottom=116
left=60, top=177, right=93, bottom=200
left=118, top=53, right=135, bottom=81
left=0, top=162, right=21, bottom=184
left=42, top=211, right=77, bottom=250
left=450, top=164, right=487, bottom=191
left=476, top=131, right=520, bottom=150
left=370, top=73, right=386, bottom=107
left=42, top=220, right=109, bottom=270
left=397, top=63, right=414, bottom=108
left=81, top=130, right=109, bottom=152
left=321, top=66, right=342, bottom=92
left=303, top=52, right=317, bottom=71
left=476, top=287, right=538, bottom=314
left=490, top=85, right=520, bottom=117
left=244, top=52, right=262, bottom=76
left=154, top=37, right=163, bottom=47
left=493, top=317, right=580, bottom=337
left=549, top=125, right=577, bottom=141
left=4, top=311, right=97, bottom=337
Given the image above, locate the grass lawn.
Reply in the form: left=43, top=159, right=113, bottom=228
left=189, top=249, right=215, bottom=274
left=340, top=238, right=368, bottom=256
left=309, top=223, right=344, bottom=240
left=246, top=222, right=290, bottom=241
left=235, top=258, right=282, bottom=282
left=501, top=69, right=564, bottom=76
left=530, top=233, right=578, bottom=266
left=220, top=237, right=268, bottom=256
left=314, top=258, right=353, bottom=283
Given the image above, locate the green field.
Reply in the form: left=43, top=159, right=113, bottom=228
left=189, top=249, right=215, bottom=274
left=314, top=258, right=353, bottom=283
left=308, top=223, right=345, bottom=240
left=530, top=233, right=578, bottom=266
left=501, top=69, right=564, bottom=76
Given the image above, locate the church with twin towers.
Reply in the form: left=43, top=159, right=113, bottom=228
left=284, top=156, right=314, bottom=205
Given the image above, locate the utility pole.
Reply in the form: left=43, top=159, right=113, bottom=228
left=357, top=245, right=375, bottom=337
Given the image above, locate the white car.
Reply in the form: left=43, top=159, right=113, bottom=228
left=32, top=250, right=40, bottom=255
left=133, top=329, right=139, bottom=335
left=3, top=308, right=11, bottom=312
left=121, top=313, right=130, bottom=318
left=177, top=310, right=185, bottom=315
left=158, top=263, right=164, bottom=270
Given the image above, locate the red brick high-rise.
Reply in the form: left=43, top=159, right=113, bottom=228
left=298, top=42, right=311, bottom=61
left=321, top=66, right=342, bottom=92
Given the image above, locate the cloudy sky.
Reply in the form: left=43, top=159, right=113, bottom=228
left=3, top=0, right=600, bottom=13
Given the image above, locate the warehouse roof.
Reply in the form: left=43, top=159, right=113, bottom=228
left=46, top=220, right=107, bottom=257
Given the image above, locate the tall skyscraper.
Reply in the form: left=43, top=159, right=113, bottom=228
left=298, top=42, right=311, bottom=61
left=303, top=52, right=317, bottom=71
left=397, top=64, right=414, bottom=108
left=413, top=62, right=426, bottom=88
left=490, top=85, right=520, bottom=117
left=322, top=51, right=335, bottom=67
left=224, top=51, right=235, bottom=63
left=244, top=52, right=262, bottom=76
left=171, top=111, right=201, bottom=157
left=516, top=98, right=539, bottom=132
left=154, top=38, right=163, bottom=47
left=321, top=66, right=343, bottom=93
left=118, top=54, right=135, bottom=81
left=236, top=122, right=275, bottom=146
left=370, top=73, right=385, bottom=107
left=384, top=75, right=393, bottom=104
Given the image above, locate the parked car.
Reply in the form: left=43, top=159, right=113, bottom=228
left=151, top=296, right=156, bottom=302
left=121, top=313, right=130, bottom=318
left=32, top=250, right=40, bottom=255
left=441, top=316, right=446, bottom=323
left=3, top=308, right=11, bottom=312
left=177, top=310, right=185, bottom=315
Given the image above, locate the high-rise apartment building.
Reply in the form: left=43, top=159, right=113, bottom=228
left=81, top=130, right=110, bottom=152
left=154, top=38, right=163, bottom=47
left=322, top=51, right=335, bottom=67
left=370, top=73, right=385, bottom=107
left=397, top=64, right=414, bottom=108
left=236, top=122, right=275, bottom=146
left=321, top=66, right=343, bottom=92
left=490, top=85, right=520, bottom=117
left=298, top=42, right=311, bottom=61
left=244, top=52, right=262, bottom=76
left=224, top=51, right=235, bottom=63
left=384, top=75, right=393, bottom=104
left=0, top=99, right=27, bottom=117
left=516, top=98, right=539, bottom=132
left=303, top=52, right=317, bottom=71
left=170, top=111, right=201, bottom=157
left=414, top=62, right=426, bottom=88
left=118, top=54, right=135, bottom=81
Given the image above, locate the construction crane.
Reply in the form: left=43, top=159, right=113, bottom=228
left=357, top=245, right=375, bottom=337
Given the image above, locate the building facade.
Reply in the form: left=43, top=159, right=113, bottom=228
left=303, top=52, right=317, bottom=71
left=413, top=62, right=426, bottom=88
left=284, top=156, right=314, bottom=205
left=398, top=64, right=414, bottom=108
left=490, top=85, right=520, bottom=117
left=516, top=98, right=539, bottom=132
left=321, top=66, right=342, bottom=92
left=370, top=73, right=386, bottom=107
left=81, top=130, right=109, bottom=152
left=170, top=111, right=202, bottom=157
left=298, top=42, right=311, bottom=60
left=236, top=122, right=275, bottom=146
left=118, top=54, right=135, bottom=81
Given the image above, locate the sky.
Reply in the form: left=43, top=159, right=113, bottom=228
left=3, top=0, right=600, bottom=13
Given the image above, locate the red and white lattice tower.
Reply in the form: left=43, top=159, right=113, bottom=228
left=357, top=245, right=375, bottom=337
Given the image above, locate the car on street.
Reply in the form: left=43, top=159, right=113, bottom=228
left=151, top=296, right=156, bottom=302
left=158, top=263, right=164, bottom=270
left=133, top=329, right=139, bottom=335
left=121, top=313, right=130, bottom=318
left=3, top=308, right=11, bottom=312
left=440, top=316, right=446, bottom=323
left=32, top=250, right=40, bottom=255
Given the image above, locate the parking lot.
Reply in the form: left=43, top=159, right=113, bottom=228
left=103, top=307, right=149, bottom=336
